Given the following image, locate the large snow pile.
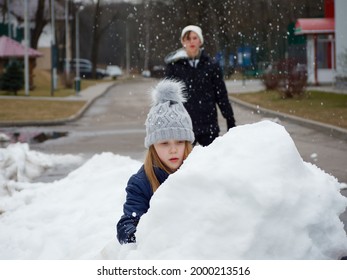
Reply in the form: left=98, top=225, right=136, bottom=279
left=0, top=121, right=346, bottom=260
left=126, top=121, right=347, bottom=259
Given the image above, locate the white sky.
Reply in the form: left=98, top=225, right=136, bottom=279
left=0, top=120, right=346, bottom=260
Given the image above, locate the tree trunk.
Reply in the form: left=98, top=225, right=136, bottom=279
left=91, top=0, right=101, bottom=79
left=31, top=0, right=48, bottom=49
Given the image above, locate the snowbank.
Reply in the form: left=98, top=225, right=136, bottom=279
left=0, top=121, right=346, bottom=260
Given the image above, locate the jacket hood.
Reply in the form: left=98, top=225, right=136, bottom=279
left=164, top=48, right=188, bottom=64
left=164, top=48, right=204, bottom=64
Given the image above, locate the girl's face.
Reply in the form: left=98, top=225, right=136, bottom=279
left=154, top=140, right=186, bottom=172
left=181, top=31, right=202, bottom=58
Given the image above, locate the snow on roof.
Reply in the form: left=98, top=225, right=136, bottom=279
left=295, top=18, right=335, bottom=35
left=0, top=36, right=42, bottom=58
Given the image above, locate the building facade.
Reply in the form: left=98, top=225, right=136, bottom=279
left=294, top=0, right=347, bottom=88
left=335, top=0, right=347, bottom=88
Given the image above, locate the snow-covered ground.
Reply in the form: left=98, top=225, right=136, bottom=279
left=0, top=121, right=346, bottom=260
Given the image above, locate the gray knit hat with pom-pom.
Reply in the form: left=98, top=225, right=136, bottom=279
left=144, top=79, right=195, bottom=148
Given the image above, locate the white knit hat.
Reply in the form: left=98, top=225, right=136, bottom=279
left=181, top=25, right=204, bottom=45
left=144, top=79, right=195, bottom=148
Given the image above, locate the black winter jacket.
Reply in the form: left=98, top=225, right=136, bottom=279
left=165, top=49, right=236, bottom=137
left=116, top=165, right=169, bottom=244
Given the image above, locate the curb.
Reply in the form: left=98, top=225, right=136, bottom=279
left=229, top=96, right=347, bottom=140
left=0, top=82, right=117, bottom=127
left=64, top=82, right=117, bottom=123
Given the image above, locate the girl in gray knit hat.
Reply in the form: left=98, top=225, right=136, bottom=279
left=116, top=79, right=195, bottom=244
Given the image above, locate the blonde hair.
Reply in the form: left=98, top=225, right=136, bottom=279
left=144, top=141, right=193, bottom=192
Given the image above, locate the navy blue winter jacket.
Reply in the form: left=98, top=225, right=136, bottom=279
left=116, top=165, right=169, bottom=244
left=165, top=49, right=236, bottom=137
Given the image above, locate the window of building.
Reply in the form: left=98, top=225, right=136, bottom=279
left=317, top=34, right=335, bottom=69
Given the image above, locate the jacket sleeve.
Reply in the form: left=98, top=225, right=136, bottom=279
left=213, top=63, right=236, bottom=129
left=165, top=63, right=175, bottom=79
left=116, top=175, right=152, bottom=244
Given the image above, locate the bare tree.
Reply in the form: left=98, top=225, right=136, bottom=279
left=91, top=0, right=101, bottom=78
left=30, top=0, right=49, bottom=49
left=75, top=0, right=324, bottom=74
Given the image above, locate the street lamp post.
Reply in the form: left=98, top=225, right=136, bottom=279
left=51, top=0, right=57, bottom=96
left=75, top=4, right=83, bottom=95
left=65, top=0, right=71, bottom=83
left=143, top=0, right=150, bottom=73
left=125, top=13, right=134, bottom=76
left=240, top=32, right=246, bottom=86
left=24, top=0, right=29, bottom=96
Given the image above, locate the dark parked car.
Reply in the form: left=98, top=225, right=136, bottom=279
left=65, top=59, right=106, bottom=79
left=151, top=65, right=166, bottom=78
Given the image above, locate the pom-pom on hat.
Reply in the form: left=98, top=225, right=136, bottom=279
left=181, top=25, right=204, bottom=45
left=144, top=79, right=195, bottom=148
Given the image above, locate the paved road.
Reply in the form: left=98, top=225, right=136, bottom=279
left=1, top=77, right=346, bottom=232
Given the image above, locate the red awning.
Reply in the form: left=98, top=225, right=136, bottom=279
left=0, top=36, right=42, bottom=58
left=295, top=18, right=335, bottom=35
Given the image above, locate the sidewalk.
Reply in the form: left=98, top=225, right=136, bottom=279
left=225, top=79, right=265, bottom=94
left=63, top=81, right=116, bottom=121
